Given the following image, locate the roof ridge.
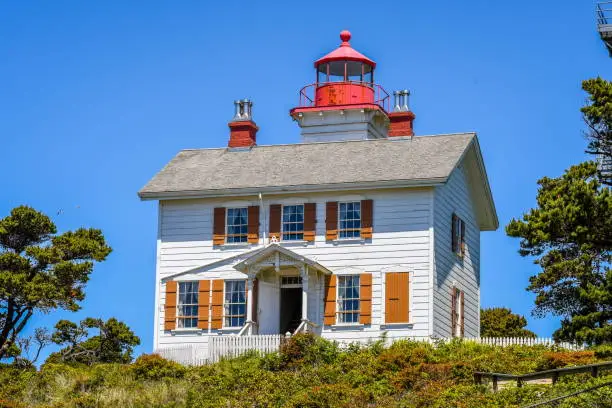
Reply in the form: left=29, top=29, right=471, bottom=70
left=179, top=132, right=476, bottom=152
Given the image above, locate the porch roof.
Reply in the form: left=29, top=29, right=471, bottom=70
left=234, top=244, right=332, bottom=275
left=161, top=243, right=331, bottom=282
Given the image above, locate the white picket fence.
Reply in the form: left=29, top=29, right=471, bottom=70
left=208, top=334, right=283, bottom=363
left=154, top=336, right=583, bottom=366
left=466, top=337, right=582, bottom=350
left=155, top=343, right=208, bottom=366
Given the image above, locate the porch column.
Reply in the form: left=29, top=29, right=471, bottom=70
left=301, top=265, right=309, bottom=327
left=246, top=274, right=254, bottom=335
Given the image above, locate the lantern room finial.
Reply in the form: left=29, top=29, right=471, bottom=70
left=340, top=30, right=351, bottom=44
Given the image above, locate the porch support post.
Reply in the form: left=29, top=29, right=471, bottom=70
left=301, top=265, right=309, bottom=329
left=246, top=271, right=254, bottom=335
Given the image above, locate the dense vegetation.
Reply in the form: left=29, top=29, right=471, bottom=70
left=0, top=335, right=610, bottom=408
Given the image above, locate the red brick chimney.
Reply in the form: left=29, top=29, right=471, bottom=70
left=388, top=90, right=415, bottom=137
left=228, top=99, right=258, bottom=148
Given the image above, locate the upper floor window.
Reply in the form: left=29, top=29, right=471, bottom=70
left=282, top=205, right=304, bottom=241
left=226, top=208, right=248, bottom=244
left=451, top=214, right=466, bottom=257
left=339, top=202, right=361, bottom=239
left=224, top=280, right=246, bottom=328
left=177, top=282, right=198, bottom=329
left=337, top=275, right=360, bottom=323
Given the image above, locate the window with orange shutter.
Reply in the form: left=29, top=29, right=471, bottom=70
left=177, top=282, right=199, bottom=329
left=337, top=275, right=360, bottom=323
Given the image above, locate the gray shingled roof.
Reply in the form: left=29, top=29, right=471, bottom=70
left=138, top=133, right=475, bottom=199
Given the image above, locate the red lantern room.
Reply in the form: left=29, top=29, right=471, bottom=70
left=291, top=30, right=389, bottom=113
left=314, top=30, right=378, bottom=107
left=290, top=31, right=409, bottom=142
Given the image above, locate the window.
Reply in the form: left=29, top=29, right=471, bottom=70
left=452, top=287, right=463, bottom=338
left=337, top=275, right=360, bottom=323
left=282, top=205, right=304, bottom=241
left=226, top=208, right=248, bottom=243
left=281, top=276, right=302, bottom=287
left=224, top=280, right=246, bottom=328
left=452, top=214, right=466, bottom=257
left=338, top=202, right=361, bottom=239
left=177, top=282, right=198, bottom=329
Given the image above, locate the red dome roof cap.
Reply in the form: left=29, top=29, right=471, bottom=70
left=314, top=30, right=376, bottom=68
left=340, top=30, right=351, bottom=44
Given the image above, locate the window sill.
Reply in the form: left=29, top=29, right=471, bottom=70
left=332, top=238, right=366, bottom=244
left=170, top=328, right=203, bottom=335
left=329, top=323, right=365, bottom=330
left=279, top=240, right=310, bottom=247
left=380, top=322, right=413, bottom=329
left=217, top=243, right=255, bottom=249
left=217, top=327, right=241, bottom=332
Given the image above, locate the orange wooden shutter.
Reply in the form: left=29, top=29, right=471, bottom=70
left=164, top=281, right=177, bottom=331
left=460, top=291, right=465, bottom=337
left=325, top=202, right=338, bottom=241
left=213, top=207, right=226, bottom=246
left=269, top=204, right=281, bottom=241
left=211, top=280, right=224, bottom=329
left=323, top=275, right=337, bottom=325
left=385, top=272, right=409, bottom=323
left=359, top=273, right=372, bottom=324
left=360, top=199, right=373, bottom=239
left=304, top=203, right=316, bottom=242
left=247, top=205, right=260, bottom=244
left=450, top=287, right=457, bottom=337
left=197, top=280, right=211, bottom=329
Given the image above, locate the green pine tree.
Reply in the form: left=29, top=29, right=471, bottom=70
left=506, top=162, right=612, bottom=344
left=0, top=206, right=111, bottom=359
left=480, top=307, right=536, bottom=338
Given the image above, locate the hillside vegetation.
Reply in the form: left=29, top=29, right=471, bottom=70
left=1, top=335, right=611, bottom=408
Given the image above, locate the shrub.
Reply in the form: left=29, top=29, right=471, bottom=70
left=279, top=333, right=340, bottom=369
left=131, top=354, right=186, bottom=380
left=590, top=344, right=612, bottom=359
left=537, top=351, right=596, bottom=370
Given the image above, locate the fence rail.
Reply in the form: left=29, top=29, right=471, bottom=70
left=475, top=361, right=612, bottom=392
left=154, top=336, right=584, bottom=366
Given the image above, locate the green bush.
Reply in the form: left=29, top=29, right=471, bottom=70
left=590, top=343, right=612, bottom=359
left=0, top=338, right=610, bottom=407
left=131, top=354, right=186, bottom=380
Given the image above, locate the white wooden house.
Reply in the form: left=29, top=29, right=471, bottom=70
left=139, top=31, right=498, bottom=359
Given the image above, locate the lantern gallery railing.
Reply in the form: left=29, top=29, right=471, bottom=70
left=297, top=82, right=390, bottom=112
left=597, top=1, right=612, bottom=26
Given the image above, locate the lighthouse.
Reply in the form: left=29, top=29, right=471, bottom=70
left=290, top=30, right=415, bottom=142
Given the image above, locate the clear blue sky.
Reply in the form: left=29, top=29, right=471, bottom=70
left=0, top=1, right=610, bottom=359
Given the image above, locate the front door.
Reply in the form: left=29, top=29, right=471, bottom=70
left=280, top=287, right=302, bottom=334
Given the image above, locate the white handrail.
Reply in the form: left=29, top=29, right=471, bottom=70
left=293, top=319, right=320, bottom=334
left=237, top=320, right=258, bottom=336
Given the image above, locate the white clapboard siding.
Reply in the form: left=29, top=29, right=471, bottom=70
left=155, top=188, right=436, bottom=350
left=433, top=163, right=481, bottom=338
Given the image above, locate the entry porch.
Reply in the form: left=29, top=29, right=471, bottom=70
left=233, top=244, right=331, bottom=336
